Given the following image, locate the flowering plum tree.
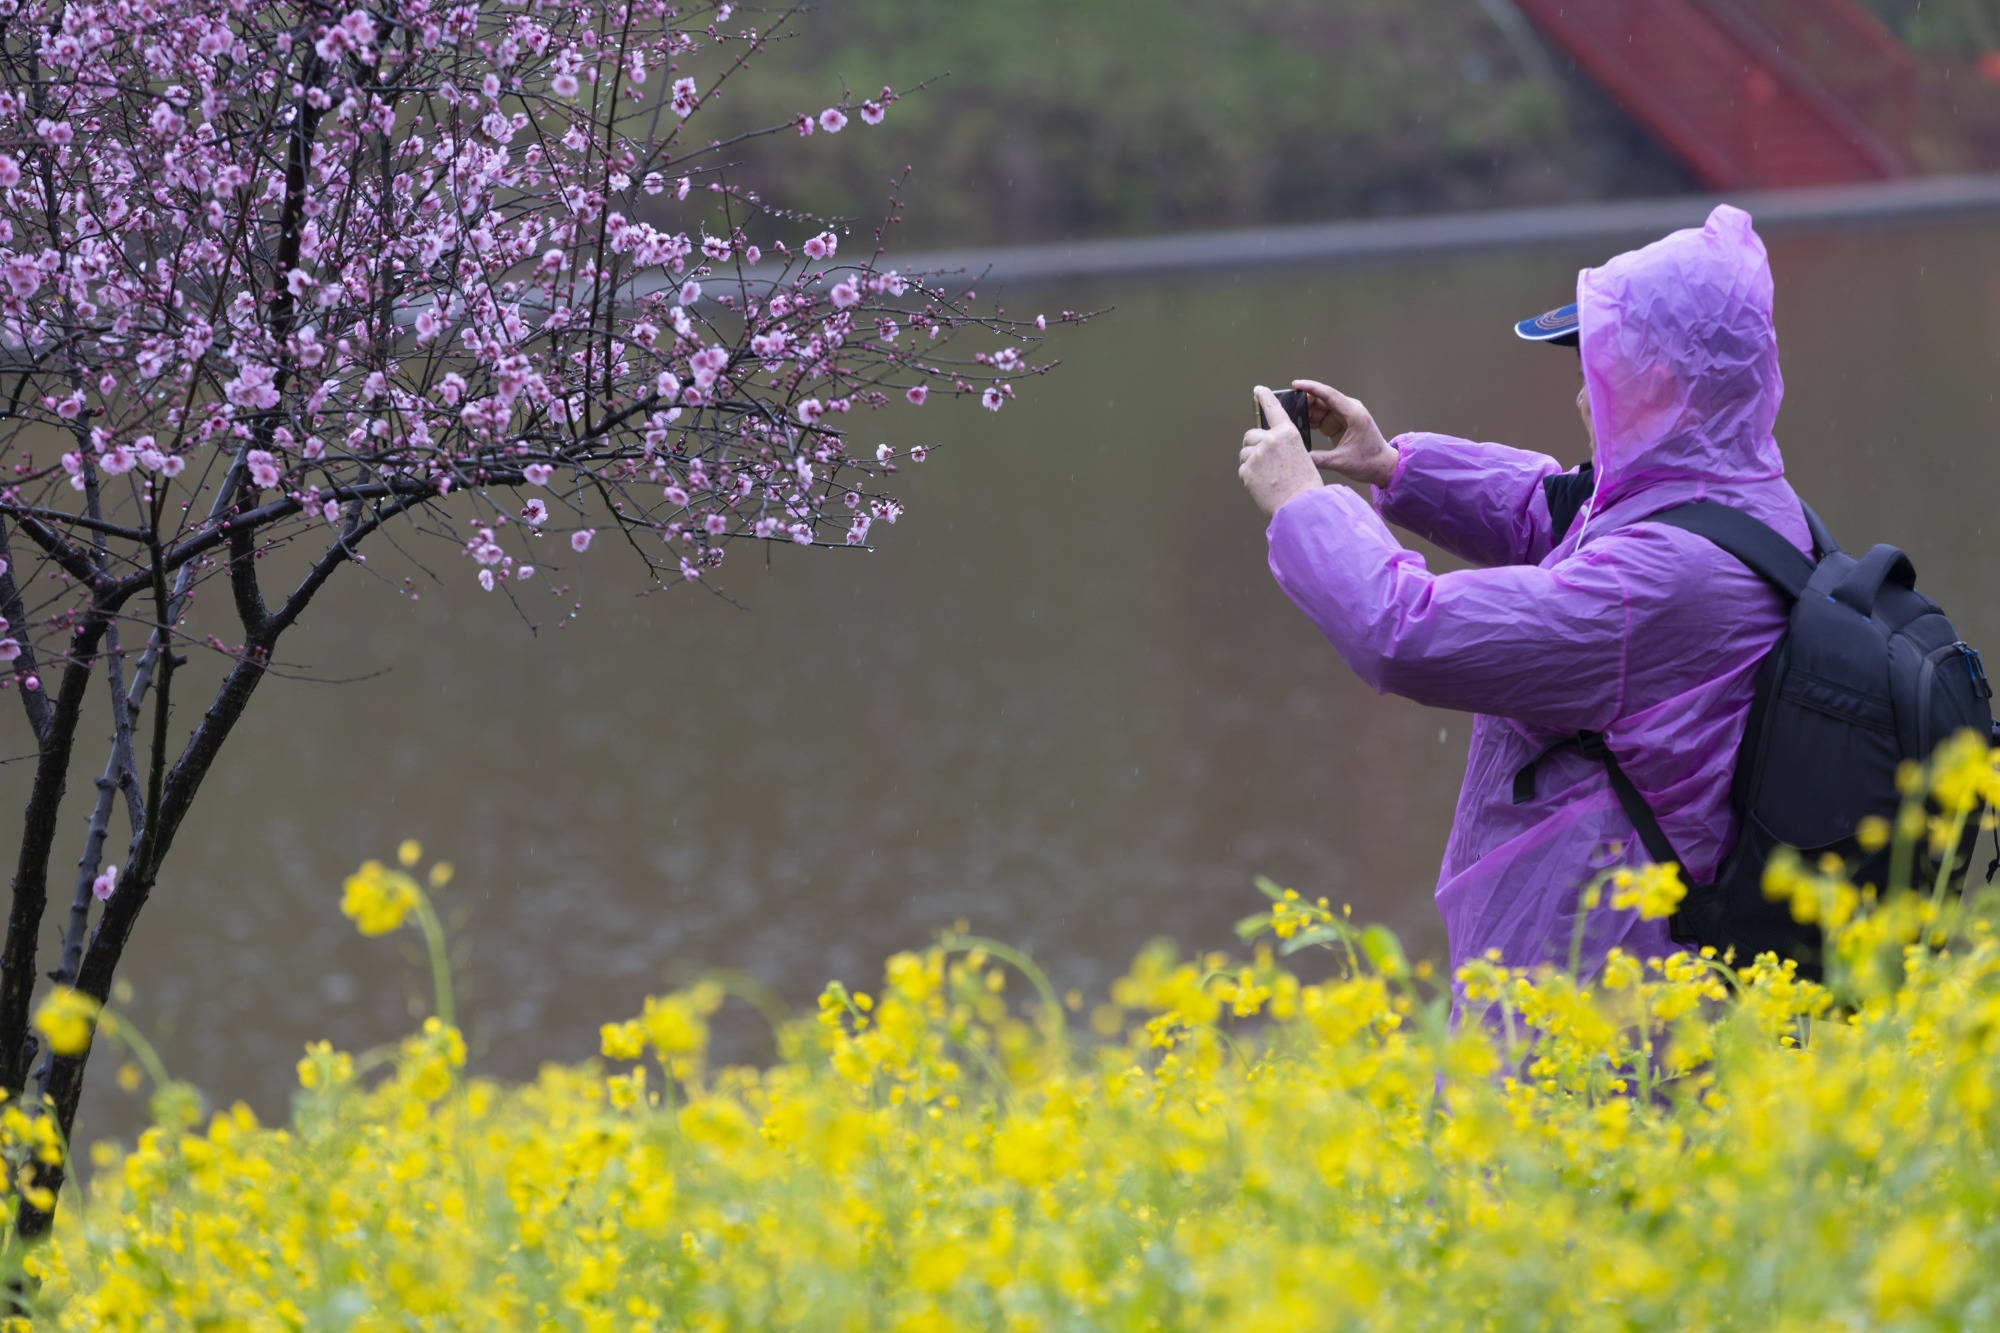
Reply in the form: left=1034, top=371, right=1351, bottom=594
left=0, top=0, right=1075, bottom=1235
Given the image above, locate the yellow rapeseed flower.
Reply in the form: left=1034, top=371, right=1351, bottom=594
left=32, top=837, right=2000, bottom=1332
left=599, top=1020, right=646, bottom=1062
left=340, top=860, right=420, bottom=936
left=33, top=986, right=100, bottom=1056
left=1609, top=862, right=1686, bottom=920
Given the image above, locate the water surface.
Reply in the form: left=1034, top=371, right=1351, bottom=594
left=11, top=215, right=1998, bottom=1140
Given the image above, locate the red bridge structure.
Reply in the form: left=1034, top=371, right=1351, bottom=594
left=1512, top=0, right=1918, bottom=188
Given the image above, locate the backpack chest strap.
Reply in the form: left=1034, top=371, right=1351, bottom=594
left=1513, top=730, right=1683, bottom=870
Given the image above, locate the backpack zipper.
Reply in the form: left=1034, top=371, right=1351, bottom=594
left=1960, top=642, right=1992, bottom=701
left=1919, top=642, right=1994, bottom=761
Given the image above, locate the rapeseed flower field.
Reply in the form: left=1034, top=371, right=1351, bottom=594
left=9, top=736, right=2000, bottom=1330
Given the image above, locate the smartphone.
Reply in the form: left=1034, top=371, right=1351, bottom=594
left=1257, top=388, right=1312, bottom=445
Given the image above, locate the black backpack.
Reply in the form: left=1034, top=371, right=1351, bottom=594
left=1529, top=467, right=1995, bottom=978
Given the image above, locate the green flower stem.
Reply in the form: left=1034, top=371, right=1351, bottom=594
left=1930, top=802, right=1975, bottom=945
left=98, top=1007, right=171, bottom=1095
left=939, top=934, right=1065, bottom=1043
left=409, top=887, right=455, bottom=1033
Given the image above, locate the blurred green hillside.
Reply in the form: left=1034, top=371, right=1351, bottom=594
left=692, top=0, right=2000, bottom=250
left=702, top=0, right=1691, bottom=249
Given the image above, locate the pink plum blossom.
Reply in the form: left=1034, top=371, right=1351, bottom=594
left=689, top=346, right=729, bottom=390
left=91, top=865, right=117, bottom=901
left=523, top=463, right=555, bottom=487
left=819, top=107, right=847, bottom=133
left=981, top=387, right=1004, bottom=411
left=246, top=449, right=281, bottom=489
left=522, top=499, right=548, bottom=526
left=797, top=399, right=824, bottom=425
left=671, top=77, right=699, bottom=118
left=906, top=385, right=928, bottom=406
left=571, top=529, right=595, bottom=552
left=830, top=279, right=861, bottom=310
left=478, top=568, right=495, bottom=591
left=225, top=364, right=280, bottom=410
left=802, top=231, right=836, bottom=261
left=859, top=101, right=885, bottom=126
left=0, top=640, right=18, bottom=662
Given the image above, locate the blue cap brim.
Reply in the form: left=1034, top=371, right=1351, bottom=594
left=1514, top=302, right=1579, bottom=347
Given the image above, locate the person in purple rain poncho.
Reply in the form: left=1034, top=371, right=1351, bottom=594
left=1237, top=204, right=1811, bottom=999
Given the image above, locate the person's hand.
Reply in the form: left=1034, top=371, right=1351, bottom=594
left=1292, top=379, right=1397, bottom=490
left=1239, top=385, right=1324, bottom=518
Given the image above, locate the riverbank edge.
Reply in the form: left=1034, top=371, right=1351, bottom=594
left=887, top=174, right=2000, bottom=286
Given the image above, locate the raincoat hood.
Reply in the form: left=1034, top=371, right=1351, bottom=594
left=1578, top=204, right=1787, bottom=523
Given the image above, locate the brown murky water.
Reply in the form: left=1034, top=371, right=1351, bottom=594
left=9, top=215, right=1999, bottom=1143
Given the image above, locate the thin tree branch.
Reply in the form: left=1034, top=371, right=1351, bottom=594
left=3, top=512, right=101, bottom=592
left=0, top=520, right=51, bottom=743
left=45, top=467, right=141, bottom=1003
left=0, top=606, right=114, bottom=1097
left=0, top=503, right=150, bottom=544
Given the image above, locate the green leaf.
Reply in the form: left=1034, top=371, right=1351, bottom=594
left=1252, top=875, right=1288, bottom=903
left=1360, top=925, right=1408, bottom=976
left=1278, top=926, right=1344, bottom=956
left=1234, top=911, right=1273, bottom=942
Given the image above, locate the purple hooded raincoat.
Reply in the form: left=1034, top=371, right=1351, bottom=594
left=1266, top=205, right=1809, bottom=991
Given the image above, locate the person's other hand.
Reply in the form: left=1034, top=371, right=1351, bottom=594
left=1239, top=385, right=1324, bottom=518
left=1292, top=379, right=1397, bottom=489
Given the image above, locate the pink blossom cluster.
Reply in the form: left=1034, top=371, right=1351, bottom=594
left=0, top=0, right=1080, bottom=687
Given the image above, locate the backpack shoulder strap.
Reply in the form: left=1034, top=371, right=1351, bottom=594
left=1646, top=501, right=1816, bottom=601
left=1803, top=502, right=1840, bottom=558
